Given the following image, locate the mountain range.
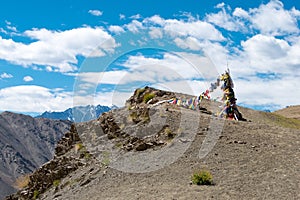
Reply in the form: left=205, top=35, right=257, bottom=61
left=36, top=104, right=115, bottom=122
left=0, top=112, right=72, bottom=199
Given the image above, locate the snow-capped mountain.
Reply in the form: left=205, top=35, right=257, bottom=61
left=36, top=105, right=115, bottom=122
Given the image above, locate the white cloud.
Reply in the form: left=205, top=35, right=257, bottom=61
left=125, top=15, right=225, bottom=41
left=125, top=20, right=144, bottom=33
left=249, top=0, right=299, bottom=35
left=143, top=15, right=165, bottom=26
left=6, top=25, right=17, bottom=32
left=216, top=2, right=225, bottom=9
left=235, top=76, right=300, bottom=110
left=149, top=27, right=163, bottom=39
left=88, top=10, right=103, bottom=16
left=205, top=1, right=300, bottom=35
left=108, top=25, right=125, bottom=34
left=130, top=14, right=142, bottom=19
left=238, top=34, right=300, bottom=77
left=162, top=19, right=225, bottom=41
left=77, top=52, right=219, bottom=87
left=119, top=14, right=126, bottom=20
left=0, top=85, right=130, bottom=112
left=242, top=34, right=289, bottom=60
left=206, top=6, right=244, bottom=31
left=0, top=72, right=13, bottom=79
left=23, top=76, right=33, bottom=82
left=0, top=27, right=117, bottom=72
left=0, top=85, right=74, bottom=112
left=233, top=7, right=249, bottom=19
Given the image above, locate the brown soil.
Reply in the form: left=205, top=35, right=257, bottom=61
left=39, top=103, right=299, bottom=200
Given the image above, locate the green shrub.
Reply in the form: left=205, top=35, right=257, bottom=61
left=53, top=179, right=60, bottom=187
left=136, top=88, right=145, bottom=97
left=143, top=93, right=155, bottom=103
left=191, top=170, right=213, bottom=185
left=33, top=190, right=39, bottom=199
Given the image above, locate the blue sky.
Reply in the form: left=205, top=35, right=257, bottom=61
left=0, top=0, right=299, bottom=115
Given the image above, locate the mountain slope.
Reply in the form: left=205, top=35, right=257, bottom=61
left=36, top=105, right=112, bottom=122
left=0, top=112, right=72, bottom=199
left=6, top=87, right=300, bottom=200
left=274, top=105, right=300, bottom=120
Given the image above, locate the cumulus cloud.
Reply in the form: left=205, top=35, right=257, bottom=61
left=204, top=0, right=300, bottom=35
left=206, top=6, right=245, bottom=32
left=108, top=25, right=125, bottom=34
left=0, top=72, right=13, bottom=79
left=0, top=85, right=73, bottom=112
left=237, top=34, right=300, bottom=78
left=125, top=20, right=144, bottom=33
left=0, top=27, right=118, bottom=72
left=122, top=15, right=225, bottom=41
left=0, top=85, right=130, bottom=113
left=88, top=10, right=103, bottom=16
left=149, top=27, right=163, bottom=39
left=76, top=51, right=219, bottom=93
left=249, top=0, right=299, bottom=36
left=234, top=76, right=300, bottom=110
left=233, top=7, right=250, bottom=19
left=23, top=76, right=33, bottom=82
left=162, top=19, right=224, bottom=41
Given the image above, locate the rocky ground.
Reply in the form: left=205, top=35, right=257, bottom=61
left=5, top=87, right=300, bottom=200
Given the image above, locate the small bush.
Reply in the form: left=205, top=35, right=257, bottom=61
left=33, top=190, right=39, bottom=200
left=191, top=170, right=213, bottom=185
left=75, top=143, right=84, bottom=152
left=14, top=174, right=30, bottom=189
left=53, top=179, right=60, bottom=187
left=136, top=88, right=146, bottom=97
left=143, top=93, right=155, bottom=103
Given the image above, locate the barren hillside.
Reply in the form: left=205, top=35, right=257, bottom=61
left=274, top=105, right=300, bottom=120
left=6, top=87, right=300, bottom=200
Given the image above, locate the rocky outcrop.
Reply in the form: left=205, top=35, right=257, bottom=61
left=5, top=125, right=87, bottom=200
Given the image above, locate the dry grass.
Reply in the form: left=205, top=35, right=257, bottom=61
left=263, top=112, right=300, bottom=129
left=14, top=174, right=30, bottom=189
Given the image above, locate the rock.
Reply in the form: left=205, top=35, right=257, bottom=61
left=135, top=143, right=148, bottom=151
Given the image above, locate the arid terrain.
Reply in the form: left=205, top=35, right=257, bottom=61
left=5, top=87, right=300, bottom=200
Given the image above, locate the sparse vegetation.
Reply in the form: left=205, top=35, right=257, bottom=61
left=263, top=112, right=300, bottom=129
left=101, top=151, right=110, bottom=166
left=75, top=143, right=92, bottom=160
left=136, top=88, right=146, bottom=97
left=53, top=179, right=60, bottom=187
left=164, top=127, right=174, bottom=138
left=84, top=152, right=92, bottom=160
left=75, top=143, right=84, bottom=152
left=191, top=170, right=213, bottom=185
left=14, top=174, right=30, bottom=189
left=129, top=111, right=138, bottom=122
left=143, top=93, right=155, bottom=103
left=33, top=190, right=39, bottom=200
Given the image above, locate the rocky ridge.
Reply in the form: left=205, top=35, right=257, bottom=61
left=5, top=87, right=300, bottom=200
